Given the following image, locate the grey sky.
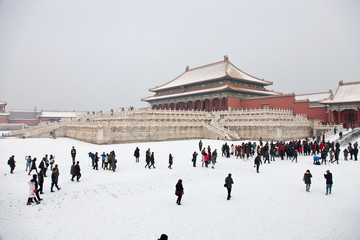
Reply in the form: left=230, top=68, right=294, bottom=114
left=0, top=0, right=359, bottom=111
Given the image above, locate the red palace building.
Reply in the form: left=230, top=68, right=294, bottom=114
left=321, top=81, right=360, bottom=126
left=142, top=56, right=337, bottom=123
left=142, top=56, right=280, bottom=111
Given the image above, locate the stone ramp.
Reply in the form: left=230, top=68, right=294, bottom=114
left=5, top=123, right=62, bottom=138
left=338, top=128, right=360, bottom=146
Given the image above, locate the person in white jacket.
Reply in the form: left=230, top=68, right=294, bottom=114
left=27, top=179, right=40, bottom=205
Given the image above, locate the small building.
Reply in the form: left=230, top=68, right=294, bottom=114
left=8, top=109, right=41, bottom=126
left=321, top=81, right=360, bottom=126
left=142, top=56, right=280, bottom=111
left=0, top=101, right=9, bottom=123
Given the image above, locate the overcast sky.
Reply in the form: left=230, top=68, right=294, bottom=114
left=0, top=0, right=359, bottom=111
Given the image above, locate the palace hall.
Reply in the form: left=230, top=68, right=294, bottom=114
left=142, top=56, right=280, bottom=111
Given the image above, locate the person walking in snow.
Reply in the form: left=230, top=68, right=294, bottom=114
left=39, top=157, right=47, bottom=177
left=27, top=179, right=40, bottom=205
left=7, top=155, right=16, bottom=174
left=303, top=170, right=312, bottom=192
left=211, top=149, right=217, bottom=169
left=49, top=155, right=55, bottom=171
left=175, top=179, right=184, bottom=205
left=28, top=157, right=38, bottom=175
left=93, top=152, right=99, bottom=170
left=192, top=151, right=198, bottom=167
left=254, top=154, right=262, bottom=173
left=71, top=146, right=76, bottom=163
left=109, top=151, right=117, bottom=172
left=343, top=148, right=349, bottom=160
left=145, top=148, right=151, bottom=168
left=51, top=164, right=61, bottom=192
left=324, top=170, right=333, bottom=195
left=224, top=173, right=234, bottom=200
left=149, top=152, right=156, bottom=169
left=38, top=171, right=44, bottom=194
left=32, top=174, right=42, bottom=201
left=134, top=147, right=140, bottom=163
left=168, top=154, right=173, bottom=169
left=25, top=155, right=32, bottom=172
left=199, top=140, right=203, bottom=152
left=204, top=153, right=210, bottom=168
left=292, top=149, right=298, bottom=163
left=354, top=141, right=358, bottom=161
left=101, top=152, right=106, bottom=169
left=70, top=162, right=75, bottom=180
left=71, top=161, right=81, bottom=182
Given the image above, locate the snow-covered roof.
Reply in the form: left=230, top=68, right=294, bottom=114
left=40, top=111, right=78, bottom=118
left=143, top=84, right=279, bottom=101
left=150, top=58, right=272, bottom=92
left=321, top=81, right=360, bottom=104
left=295, top=91, right=332, bottom=102
left=0, top=101, right=7, bottom=105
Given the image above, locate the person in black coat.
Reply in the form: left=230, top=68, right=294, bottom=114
left=303, top=170, right=312, bottom=192
left=51, top=165, right=61, bottom=192
left=192, top=151, right=198, bottom=167
left=149, top=152, right=156, bottom=169
left=224, top=173, right=234, bottom=200
left=32, top=174, right=43, bottom=201
left=254, top=154, right=262, bottom=173
left=7, top=155, right=16, bottom=174
left=38, top=171, right=44, bottom=194
left=93, top=152, right=99, bottom=170
left=71, top=146, right=76, bottom=163
left=28, top=158, right=38, bottom=175
left=134, top=147, right=140, bottom=163
left=324, top=170, right=333, bottom=195
left=175, top=179, right=184, bottom=205
left=71, top=161, right=81, bottom=182
left=39, top=158, right=47, bottom=177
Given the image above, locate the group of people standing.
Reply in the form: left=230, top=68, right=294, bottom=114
left=88, top=150, right=117, bottom=172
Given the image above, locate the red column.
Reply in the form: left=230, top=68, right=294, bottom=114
left=209, top=99, right=213, bottom=111
left=328, top=110, right=332, bottom=123
left=200, top=100, right=204, bottom=111
left=338, top=111, right=341, bottom=124
left=174, top=103, right=177, bottom=110
left=358, top=108, right=360, bottom=126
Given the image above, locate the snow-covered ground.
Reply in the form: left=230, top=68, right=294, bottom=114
left=0, top=135, right=359, bottom=240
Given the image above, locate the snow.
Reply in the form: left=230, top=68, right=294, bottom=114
left=295, top=92, right=332, bottom=102
left=0, top=136, right=360, bottom=240
left=322, top=82, right=360, bottom=103
left=40, top=111, right=78, bottom=118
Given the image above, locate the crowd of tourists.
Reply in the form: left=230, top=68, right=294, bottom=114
left=4, top=132, right=359, bottom=206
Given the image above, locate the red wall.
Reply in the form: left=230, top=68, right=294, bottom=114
left=233, top=95, right=328, bottom=122
left=227, top=97, right=241, bottom=109
left=9, top=119, right=40, bottom=126
left=0, top=117, right=8, bottom=123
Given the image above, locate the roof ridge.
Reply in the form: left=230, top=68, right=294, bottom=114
left=227, top=61, right=272, bottom=85
left=295, top=91, right=332, bottom=96
left=340, top=80, right=360, bottom=86
left=149, top=60, right=227, bottom=92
